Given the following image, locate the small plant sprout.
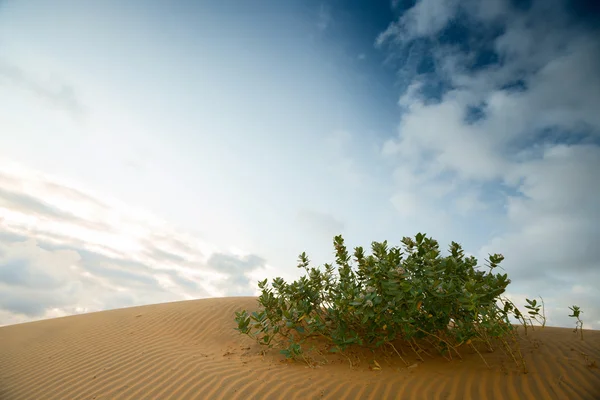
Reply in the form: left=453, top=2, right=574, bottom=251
left=568, top=305, right=584, bottom=340
left=504, top=299, right=529, bottom=336
left=234, top=233, right=532, bottom=373
left=524, top=296, right=546, bottom=328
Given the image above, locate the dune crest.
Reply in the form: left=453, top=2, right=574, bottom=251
left=1, top=297, right=599, bottom=399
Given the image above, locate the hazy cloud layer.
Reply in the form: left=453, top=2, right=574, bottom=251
left=296, top=209, right=345, bottom=239
left=0, top=59, right=85, bottom=117
left=0, top=164, right=268, bottom=326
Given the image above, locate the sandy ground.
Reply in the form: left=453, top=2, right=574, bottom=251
left=1, top=296, right=599, bottom=399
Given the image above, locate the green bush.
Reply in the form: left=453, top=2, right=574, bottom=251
left=235, top=233, right=527, bottom=371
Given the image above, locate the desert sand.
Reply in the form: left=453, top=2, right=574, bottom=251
left=1, top=297, right=599, bottom=399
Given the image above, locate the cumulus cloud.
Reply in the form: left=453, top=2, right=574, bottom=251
left=377, top=0, right=600, bottom=327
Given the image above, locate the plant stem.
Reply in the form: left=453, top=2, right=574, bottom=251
left=386, top=342, right=409, bottom=366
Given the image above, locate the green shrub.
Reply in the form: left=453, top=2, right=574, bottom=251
left=235, top=233, right=527, bottom=371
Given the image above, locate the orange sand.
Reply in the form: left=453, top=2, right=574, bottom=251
left=1, top=297, right=599, bottom=399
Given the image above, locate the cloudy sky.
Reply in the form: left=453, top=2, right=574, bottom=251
left=0, top=0, right=598, bottom=329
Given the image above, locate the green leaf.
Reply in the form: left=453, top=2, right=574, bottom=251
left=251, top=311, right=261, bottom=320
left=280, top=349, right=291, bottom=358
left=416, top=233, right=424, bottom=244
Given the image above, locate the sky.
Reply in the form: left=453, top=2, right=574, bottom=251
left=0, top=0, right=598, bottom=329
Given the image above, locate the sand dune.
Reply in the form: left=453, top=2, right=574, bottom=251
left=1, top=297, right=599, bottom=399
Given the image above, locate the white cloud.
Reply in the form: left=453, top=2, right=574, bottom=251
left=0, top=162, right=274, bottom=325
left=402, top=0, right=460, bottom=38
left=479, top=146, right=600, bottom=288
left=388, top=91, right=507, bottom=181
left=0, top=239, right=80, bottom=290
left=377, top=0, right=460, bottom=45
left=378, top=0, right=600, bottom=328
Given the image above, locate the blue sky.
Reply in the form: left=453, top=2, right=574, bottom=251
left=0, top=0, right=598, bottom=328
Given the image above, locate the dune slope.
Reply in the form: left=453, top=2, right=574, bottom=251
left=1, top=297, right=599, bottom=399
